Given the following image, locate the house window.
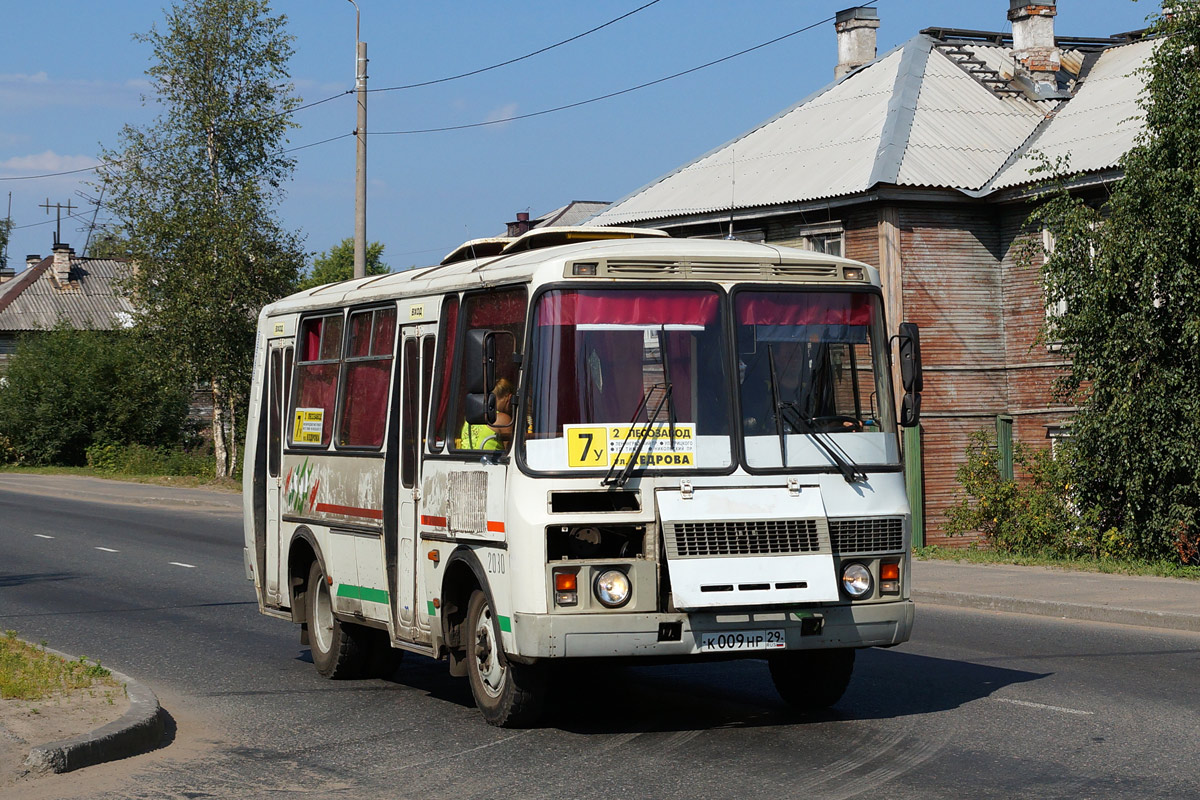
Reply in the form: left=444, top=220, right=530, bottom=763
left=1046, top=424, right=1071, bottom=457
left=798, top=223, right=844, bottom=258
left=1042, top=228, right=1067, bottom=352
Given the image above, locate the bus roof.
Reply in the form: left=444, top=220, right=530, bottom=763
left=265, top=228, right=878, bottom=317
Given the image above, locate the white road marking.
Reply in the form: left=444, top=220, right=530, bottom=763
left=169, top=562, right=196, bottom=569
left=995, top=698, right=1093, bottom=716
left=94, top=547, right=119, bottom=553
left=34, top=534, right=55, bottom=539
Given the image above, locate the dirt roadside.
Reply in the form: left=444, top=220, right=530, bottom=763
left=0, top=684, right=129, bottom=788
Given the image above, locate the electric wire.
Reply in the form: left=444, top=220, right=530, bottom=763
left=369, top=0, right=664, bottom=92
left=0, top=90, right=352, bottom=183
left=370, top=4, right=875, bottom=135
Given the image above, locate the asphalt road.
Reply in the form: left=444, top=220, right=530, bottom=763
left=2, top=477, right=1198, bottom=799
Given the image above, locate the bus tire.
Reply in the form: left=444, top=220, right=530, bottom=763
left=465, top=589, right=546, bottom=727
left=306, top=560, right=367, bottom=679
left=768, top=648, right=855, bottom=711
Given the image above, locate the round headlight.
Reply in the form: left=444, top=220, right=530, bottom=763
left=841, top=563, right=873, bottom=598
left=594, top=569, right=632, bottom=608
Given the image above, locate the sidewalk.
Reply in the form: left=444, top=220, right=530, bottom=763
left=913, top=558, right=1200, bottom=633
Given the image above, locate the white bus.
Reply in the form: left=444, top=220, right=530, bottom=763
left=243, top=227, right=922, bottom=727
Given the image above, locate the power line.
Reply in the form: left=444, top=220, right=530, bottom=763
left=370, top=5, right=871, bottom=136
left=0, top=90, right=352, bottom=183
left=369, top=0, right=665, bottom=93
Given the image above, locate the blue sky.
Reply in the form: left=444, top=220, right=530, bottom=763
left=1, top=0, right=1153, bottom=273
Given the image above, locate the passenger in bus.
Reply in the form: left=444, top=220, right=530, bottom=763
left=460, top=378, right=515, bottom=450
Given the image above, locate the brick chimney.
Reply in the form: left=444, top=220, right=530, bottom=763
left=26, top=254, right=41, bottom=271
left=1009, top=1, right=1061, bottom=81
left=51, top=242, right=74, bottom=287
left=835, top=7, right=880, bottom=79
left=507, top=211, right=532, bottom=238
left=0, top=266, right=14, bottom=284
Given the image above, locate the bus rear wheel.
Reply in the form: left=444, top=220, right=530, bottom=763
left=768, top=648, right=856, bottom=711
left=306, top=561, right=367, bottom=679
left=465, top=589, right=547, bottom=727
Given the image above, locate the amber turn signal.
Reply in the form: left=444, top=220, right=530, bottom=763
left=880, top=563, right=900, bottom=581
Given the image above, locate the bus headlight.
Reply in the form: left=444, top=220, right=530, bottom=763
left=593, top=569, right=632, bottom=608
left=841, top=563, right=873, bottom=598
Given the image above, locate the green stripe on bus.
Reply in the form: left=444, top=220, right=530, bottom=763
left=336, top=584, right=389, bottom=604
left=497, top=615, right=512, bottom=632
left=427, top=601, right=437, bottom=616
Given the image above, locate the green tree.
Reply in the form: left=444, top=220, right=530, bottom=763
left=298, top=237, right=389, bottom=291
left=96, top=0, right=304, bottom=478
left=1028, top=3, right=1200, bottom=561
left=0, top=217, right=12, bottom=269
left=0, top=327, right=191, bottom=466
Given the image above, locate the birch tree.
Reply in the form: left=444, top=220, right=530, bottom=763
left=98, top=0, right=304, bottom=477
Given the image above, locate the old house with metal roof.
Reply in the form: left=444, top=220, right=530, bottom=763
left=589, top=1, right=1154, bottom=545
left=0, top=242, right=135, bottom=369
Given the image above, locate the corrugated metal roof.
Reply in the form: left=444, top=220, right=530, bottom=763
left=590, top=46, right=905, bottom=226
left=0, top=255, right=135, bottom=332
left=896, top=46, right=1048, bottom=190
left=989, top=38, right=1156, bottom=190
left=591, top=33, right=1154, bottom=226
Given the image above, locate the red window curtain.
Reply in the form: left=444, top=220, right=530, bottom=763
left=339, top=361, right=390, bottom=447
left=737, top=293, right=871, bottom=326
left=538, top=290, right=718, bottom=326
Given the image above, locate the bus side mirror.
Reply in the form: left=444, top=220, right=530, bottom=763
left=898, top=322, right=923, bottom=393
left=464, top=330, right=497, bottom=425
left=900, top=391, right=921, bottom=428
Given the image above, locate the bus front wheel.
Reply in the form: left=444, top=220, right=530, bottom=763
left=768, top=648, right=856, bottom=711
left=465, top=589, right=547, bottom=727
left=306, top=561, right=367, bottom=679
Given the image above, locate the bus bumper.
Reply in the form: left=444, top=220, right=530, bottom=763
left=510, top=600, right=913, bottom=659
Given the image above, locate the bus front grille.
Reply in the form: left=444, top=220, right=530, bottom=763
left=829, top=517, right=904, bottom=554
left=664, top=519, right=822, bottom=557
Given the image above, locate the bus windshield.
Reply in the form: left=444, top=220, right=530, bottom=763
left=523, top=287, right=733, bottom=473
left=736, top=289, right=898, bottom=470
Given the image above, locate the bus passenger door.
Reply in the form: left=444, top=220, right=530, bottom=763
left=396, top=328, right=435, bottom=642
left=264, top=341, right=292, bottom=604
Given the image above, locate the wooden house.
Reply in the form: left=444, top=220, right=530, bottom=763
left=589, top=2, right=1154, bottom=545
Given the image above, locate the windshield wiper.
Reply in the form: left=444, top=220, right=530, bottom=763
left=766, top=345, right=865, bottom=484
left=659, top=325, right=678, bottom=452
left=602, top=382, right=673, bottom=488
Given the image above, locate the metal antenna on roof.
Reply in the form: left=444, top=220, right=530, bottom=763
left=2, top=192, right=10, bottom=269
left=79, top=181, right=107, bottom=257
left=726, top=148, right=737, bottom=240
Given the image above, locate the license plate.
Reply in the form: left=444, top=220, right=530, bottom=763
left=696, top=629, right=786, bottom=652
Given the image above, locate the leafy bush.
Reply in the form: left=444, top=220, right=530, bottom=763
left=85, top=440, right=214, bottom=477
left=0, top=327, right=192, bottom=466
left=1019, top=5, right=1200, bottom=562
left=944, top=430, right=1104, bottom=557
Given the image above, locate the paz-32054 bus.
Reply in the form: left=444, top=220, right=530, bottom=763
left=243, top=227, right=922, bottom=727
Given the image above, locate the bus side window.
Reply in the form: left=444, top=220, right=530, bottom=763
left=337, top=306, right=396, bottom=449
left=452, top=287, right=527, bottom=452
left=428, top=295, right=459, bottom=452
left=291, top=314, right=343, bottom=447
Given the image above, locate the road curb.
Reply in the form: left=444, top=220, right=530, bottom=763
left=23, top=648, right=164, bottom=775
left=916, top=589, right=1200, bottom=634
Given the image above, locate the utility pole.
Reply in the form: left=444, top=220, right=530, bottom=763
left=349, top=0, right=367, bottom=280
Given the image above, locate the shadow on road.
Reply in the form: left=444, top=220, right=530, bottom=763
left=281, top=644, right=1049, bottom=735
left=542, top=648, right=1047, bottom=733
left=0, top=572, right=77, bottom=588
